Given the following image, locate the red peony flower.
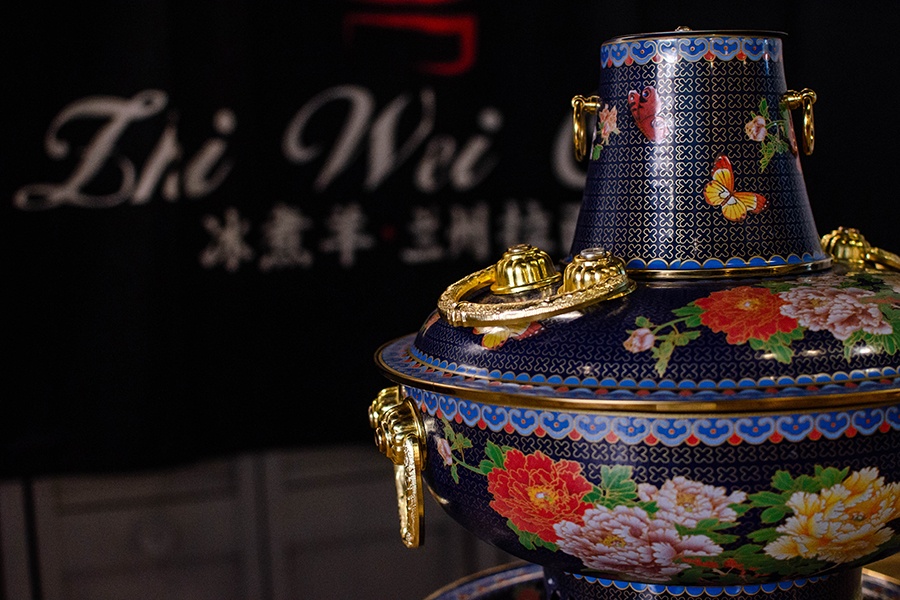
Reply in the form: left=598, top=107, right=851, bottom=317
left=694, top=286, right=798, bottom=345
left=487, top=449, right=594, bottom=542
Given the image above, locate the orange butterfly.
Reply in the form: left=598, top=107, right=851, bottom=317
left=703, top=155, right=767, bottom=222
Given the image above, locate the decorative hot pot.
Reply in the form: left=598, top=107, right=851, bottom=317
left=370, top=28, right=900, bottom=600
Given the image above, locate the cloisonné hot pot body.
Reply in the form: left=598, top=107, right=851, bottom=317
left=370, top=28, right=900, bottom=600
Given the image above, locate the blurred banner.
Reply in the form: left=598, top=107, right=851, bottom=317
left=5, top=2, right=895, bottom=476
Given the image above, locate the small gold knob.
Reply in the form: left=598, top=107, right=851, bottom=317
left=562, top=247, right=628, bottom=293
left=491, top=244, right=562, bottom=295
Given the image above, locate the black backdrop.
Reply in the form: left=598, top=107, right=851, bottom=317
left=5, top=1, right=898, bottom=478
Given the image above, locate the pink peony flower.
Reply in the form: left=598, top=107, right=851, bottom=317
left=744, top=115, right=767, bottom=142
left=624, top=327, right=656, bottom=353
left=436, top=437, right=453, bottom=466
left=638, top=476, right=747, bottom=529
left=778, top=286, right=892, bottom=341
left=554, top=504, right=722, bottom=582
left=597, top=104, right=620, bottom=143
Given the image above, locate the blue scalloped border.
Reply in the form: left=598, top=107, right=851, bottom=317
left=410, top=386, right=900, bottom=445
left=601, top=36, right=782, bottom=68
left=624, top=252, right=827, bottom=271
left=570, top=571, right=825, bottom=596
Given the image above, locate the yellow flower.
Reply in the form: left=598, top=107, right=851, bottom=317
left=764, top=468, right=900, bottom=564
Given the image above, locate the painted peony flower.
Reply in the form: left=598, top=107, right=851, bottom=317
left=436, top=437, right=453, bottom=466
left=694, top=286, right=799, bottom=345
left=487, top=450, right=594, bottom=543
left=555, top=504, right=722, bottom=582
left=778, top=286, right=892, bottom=341
left=598, top=104, right=620, bottom=143
left=637, top=476, right=747, bottom=529
left=764, top=467, right=900, bottom=564
left=744, top=115, right=767, bottom=142
left=623, top=327, right=655, bottom=353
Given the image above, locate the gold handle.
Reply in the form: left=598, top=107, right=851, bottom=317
left=783, top=88, right=817, bottom=155
left=369, top=386, right=426, bottom=548
left=437, top=246, right=636, bottom=328
left=821, top=227, right=900, bottom=271
left=572, top=95, right=602, bottom=161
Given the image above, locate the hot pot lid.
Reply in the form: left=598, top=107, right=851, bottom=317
left=376, top=244, right=900, bottom=412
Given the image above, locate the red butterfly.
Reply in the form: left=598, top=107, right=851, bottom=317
left=627, top=86, right=671, bottom=141
left=703, top=155, right=767, bottom=222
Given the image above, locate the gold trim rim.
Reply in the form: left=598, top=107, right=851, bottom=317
left=627, top=257, right=832, bottom=280
left=421, top=561, right=536, bottom=600
left=605, top=30, right=788, bottom=46
left=862, top=567, right=900, bottom=588
left=376, top=341, right=900, bottom=414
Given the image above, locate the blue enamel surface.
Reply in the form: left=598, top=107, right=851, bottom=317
left=386, top=270, right=900, bottom=401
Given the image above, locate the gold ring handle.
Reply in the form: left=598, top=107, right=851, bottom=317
left=369, top=386, right=426, bottom=548
left=821, top=227, right=900, bottom=272
left=437, top=247, right=636, bottom=328
left=783, top=88, right=817, bottom=155
left=572, top=95, right=602, bottom=161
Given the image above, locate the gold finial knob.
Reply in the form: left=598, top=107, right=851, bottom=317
left=491, top=244, right=562, bottom=295
left=562, top=247, right=628, bottom=293
left=821, top=227, right=900, bottom=271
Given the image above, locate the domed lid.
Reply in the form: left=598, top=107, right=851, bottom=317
left=377, top=233, right=900, bottom=412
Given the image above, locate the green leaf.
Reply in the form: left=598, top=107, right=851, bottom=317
left=748, top=527, right=782, bottom=543
left=582, top=486, right=604, bottom=505
left=731, top=503, right=752, bottom=516
left=684, top=314, right=703, bottom=328
left=748, top=491, right=789, bottom=507
left=769, top=342, right=793, bottom=364
left=635, top=316, right=651, bottom=328
left=814, top=466, right=848, bottom=488
left=600, top=465, right=633, bottom=487
left=672, top=303, right=705, bottom=318
left=761, top=506, right=789, bottom=523
left=733, top=543, right=765, bottom=556
left=451, top=464, right=460, bottom=483
left=771, top=470, right=796, bottom=492
left=479, top=460, right=497, bottom=475
left=653, top=339, right=675, bottom=377
left=484, top=441, right=505, bottom=469
left=673, top=330, right=701, bottom=346
left=759, top=97, right=769, bottom=114
left=451, top=435, right=473, bottom=452
left=795, top=474, right=823, bottom=493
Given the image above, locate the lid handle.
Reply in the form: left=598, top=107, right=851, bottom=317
left=437, top=245, right=636, bottom=327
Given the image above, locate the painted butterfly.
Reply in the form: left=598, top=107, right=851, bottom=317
left=627, top=86, right=671, bottom=141
left=703, top=155, right=767, bottom=222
